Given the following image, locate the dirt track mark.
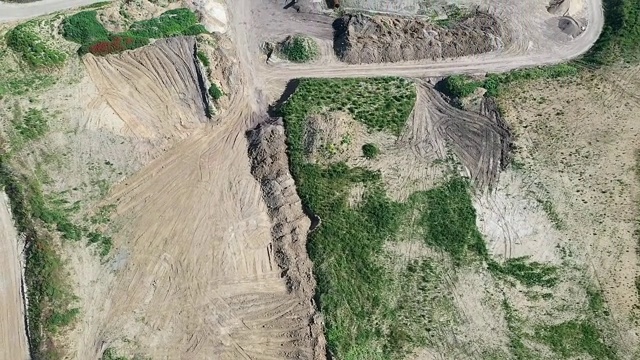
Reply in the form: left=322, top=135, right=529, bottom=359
left=0, top=191, right=29, bottom=360
left=408, top=81, right=512, bottom=187
left=83, top=37, right=209, bottom=154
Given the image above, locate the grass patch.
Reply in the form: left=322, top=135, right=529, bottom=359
left=279, top=78, right=494, bottom=358
left=415, top=177, right=487, bottom=264
left=12, top=107, right=49, bottom=143
left=278, top=35, right=319, bottom=63
left=534, top=320, right=617, bottom=359
left=6, top=20, right=67, bottom=67
left=361, top=143, right=379, bottom=159
left=585, top=0, right=640, bottom=64
left=488, top=257, right=559, bottom=287
left=0, top=69, right=57, bottom=98
left=441, top=64, right=579, bottom=99
left=62, top=8, right=206, bottom=56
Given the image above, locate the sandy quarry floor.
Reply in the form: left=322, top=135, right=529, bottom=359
left=0, top=0, right=625, bottom=358
left=0, top=191, right=29, bottom=360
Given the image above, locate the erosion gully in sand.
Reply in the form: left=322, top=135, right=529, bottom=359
left=0, top=0, right=623, bottom=359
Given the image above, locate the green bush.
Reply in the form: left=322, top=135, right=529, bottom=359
left=62, top=10, right=110, bottom=44
left=208, top=84, right=223, bottom=100
left=6, top=21, right=67, bottom=67
left=196, top=50, right=210, bottom=67
left=442, top=74, right=481, bottom=98
left=362, top=143, right=379, bottom=159
left=279, top=35, right=319, bottom=63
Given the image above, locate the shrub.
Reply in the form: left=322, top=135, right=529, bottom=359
left=62, top=10, right=110, bottom=44
left=6, top=21, right=67, bottom=67
left=197, top=50, right=210, bottom=67
left=208, top=84, right=223, bottom=100
left=362, top=143, right=379, bottom=159
left=81, top=35, right=149, bottom=56
left=279, top=35, right=319, bottom=63
left=442, top=75, right=480, bottom=98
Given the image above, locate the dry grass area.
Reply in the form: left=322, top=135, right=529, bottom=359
left=493, top=65, right=640, bottom=355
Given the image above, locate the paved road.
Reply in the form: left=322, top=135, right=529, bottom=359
left=0, top=0, right=104, bottom=22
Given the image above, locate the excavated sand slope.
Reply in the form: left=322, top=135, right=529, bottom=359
left=335, top=13, right=503, bottom=64
left=83, top=36, right=209, bottom=153
left=0, top=192, right=29, bottom=360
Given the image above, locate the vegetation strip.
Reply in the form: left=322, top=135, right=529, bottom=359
left=61, top=8, right=206, bottom=56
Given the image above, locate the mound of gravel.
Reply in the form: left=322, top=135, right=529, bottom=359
left=334, top=12, right=504, bottom=64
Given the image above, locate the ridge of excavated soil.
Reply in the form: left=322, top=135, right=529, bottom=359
left=334, top=12, right=504, bottom=64
left=247, top=117, right=327, bottom=359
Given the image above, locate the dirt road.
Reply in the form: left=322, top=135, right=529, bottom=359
left=1, top=0, right=603, bottom=78
left=0, top=191, right=29, bottom=360
left=0, top=0, right=105, bottom=22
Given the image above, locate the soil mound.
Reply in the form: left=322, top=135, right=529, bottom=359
left=83, top=37, right=210, bottom=150
left=334, top=12, right=503, bottom=64
left=247, top=117, right=327, bottom=360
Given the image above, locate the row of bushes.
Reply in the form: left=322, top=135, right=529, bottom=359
left=62, top=8, right=206, bottom=56
left=442, top=63, right=579, bottom=98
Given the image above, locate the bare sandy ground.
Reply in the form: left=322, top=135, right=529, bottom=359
left=0, top=191, right=29, bottom=360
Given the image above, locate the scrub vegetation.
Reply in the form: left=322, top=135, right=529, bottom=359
left=61, top=8, right=206, bottom=56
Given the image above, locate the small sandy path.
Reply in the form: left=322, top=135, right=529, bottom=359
left=0, top=191, right=29, bottom=360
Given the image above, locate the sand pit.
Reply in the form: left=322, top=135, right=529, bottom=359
left=0, top=192, right=29, bottom=360
left=70, top=107, right=324, bottom=358
left=83, top=36, right=210, bottom=153
left=334, top=12, right=503, bottom=64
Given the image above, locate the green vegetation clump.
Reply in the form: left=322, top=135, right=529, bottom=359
left=586, top=0, right=640, bottom=64
left=362, top=143, right=379, bottom=159
left=61, top=10, right=110, bottom=44
left=125, top=8, right=207, bottom=39
left=488, top=257, right=559, bottom=287
left=196, top=50, right=210, bottom=66
left=279, top=35, right=319, bottom=63
left=13, top=108, right=49, bottom=142
left=534, top=320, right=617, bottom=359
left=280, top=78, right=493, bottom=358
left=6, top=21, right=67, bottom=67
left=62, top=8, right=206, bottom=56
left=442, top=64, right=579, bottom=98
left=442, top=74, right=479, bottom=98
left=208, top=84, right=223, bottom=100
left=0, top=156, right=77, bottom=359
